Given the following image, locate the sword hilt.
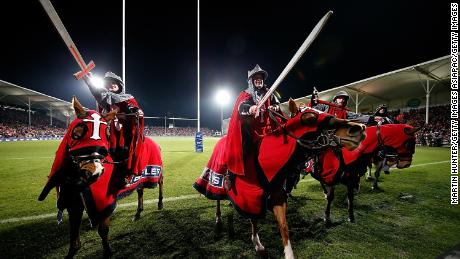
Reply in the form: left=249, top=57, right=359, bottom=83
left=74, top=60, right=95, bottom=80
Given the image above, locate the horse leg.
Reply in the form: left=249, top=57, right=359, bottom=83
left=66, top=206, right=83, bottom=259
left=98, top=217, right=112, bottom=258
left=347, top=183, right=355, bottom=223
left=214, top=200, right=224, bottom=234
left=227, top=206, right=235, bottom=239
left=324, top=185, right=335, bottom=226
left=272, top=189, right=294, bottom=259
left=133, top=188, right=144, bottom=221
left=158, top=175, right=164, bottom=210
left=250, top=219, right=265, bottom=252
left=320, top=182, right=328, bottom=199
left=366, top=162, right=373, bottom=180
left=373, top=162, right=382, bottom=190
left=216, top=200, right=222, bottom=225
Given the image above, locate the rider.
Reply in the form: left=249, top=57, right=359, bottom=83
left=84, top=71, right=145, bottom=187
left=311, top=90, right=371, bottom=123
left=301, top=89, right=371, bottom=178
left=372, top=104, right=394, bottom=174
left=372, top=104, right=393, bottom=125
left=225, top=64, right=282, bottom=186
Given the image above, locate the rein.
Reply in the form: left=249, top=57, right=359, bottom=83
left=70, top=153, right=126, bottom=165
left=375, top=124, right=402, bottom=163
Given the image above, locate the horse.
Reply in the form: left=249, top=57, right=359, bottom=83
left=194, top=100, right=366, bottom=258
left=38, top=96, right=164, bottom=258
left=310, top=124, right=418, bottom=225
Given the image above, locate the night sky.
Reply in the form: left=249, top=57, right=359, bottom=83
left=0, top=0, right=450, bottom=129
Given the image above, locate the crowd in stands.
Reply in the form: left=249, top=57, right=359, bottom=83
left=1, top=104, right=217, bottom=139
left=386, top=105, right=450, bottom=147
left=0, top=105, right=66, bottom=139
left=144, top=126, right=216, bottom=137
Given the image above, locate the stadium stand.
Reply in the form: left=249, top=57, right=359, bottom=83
left=0, top=80, right=216, bottom=140
left=387, top=105, right=450, bottom=147
left=144, top=126, right=215, bottom=137
left=279, top=55, right=451, bottom=147
left=0, top=104, right=66, bottom=140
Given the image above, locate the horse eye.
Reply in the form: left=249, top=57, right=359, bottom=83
left=72, top=123, right=88, bottom=140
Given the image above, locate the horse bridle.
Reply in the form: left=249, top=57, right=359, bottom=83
left=268, top=109, right=342, bottom=150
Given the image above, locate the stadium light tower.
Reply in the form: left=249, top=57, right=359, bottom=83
left=215, top=89, right=231, bottom=135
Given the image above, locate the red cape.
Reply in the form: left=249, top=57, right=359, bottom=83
left=224, top=92, right=252, bottom=175
left=108, top=97, right=144, bottom=173
left=224, top=90, right=283, bottom=175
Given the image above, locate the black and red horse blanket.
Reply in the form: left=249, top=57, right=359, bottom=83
left=40, top=136, right=163, bottom=225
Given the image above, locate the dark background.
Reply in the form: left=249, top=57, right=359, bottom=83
left=0, top=0, right=450, bottom=129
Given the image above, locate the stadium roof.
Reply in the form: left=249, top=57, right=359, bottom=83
left=282, top=55, right=451, bottom=112
left=0, top=79, right=74, bottom=121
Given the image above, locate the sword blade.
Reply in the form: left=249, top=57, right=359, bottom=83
left=38, top=0, right=94, bottom=77
left=256, top=11, right=333, bottom=114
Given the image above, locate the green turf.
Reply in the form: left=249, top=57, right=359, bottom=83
left=0, top=140, right=457, bottom=258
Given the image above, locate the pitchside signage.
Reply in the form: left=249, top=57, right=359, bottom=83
left=195, top=132, right=203, bottom=153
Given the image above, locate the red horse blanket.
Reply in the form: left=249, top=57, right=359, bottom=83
left=193, top=136, right=228, bottom=200
left=40, top=131, right=162, bottom=225
left=80, top=137, right=163, bottom=225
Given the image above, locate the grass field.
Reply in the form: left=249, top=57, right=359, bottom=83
left=0, top=138, right=458, bottom=258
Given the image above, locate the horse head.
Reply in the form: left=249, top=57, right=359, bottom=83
left=286, top=99, right=366, bottom=151
left=66, top=96, right=117, bottom=185
left=377, top=124, right=419, bottom=169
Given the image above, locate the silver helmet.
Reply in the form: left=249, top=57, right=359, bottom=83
left=247, top=64, right=268, bottom=82
left=104, top=71, right=124, bottom=94
left=333, top=91, right=350, bottom=102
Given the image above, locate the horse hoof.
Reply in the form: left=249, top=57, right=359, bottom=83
left=348, top=217, right=355, bottom=223
left=251, top=235, right=265, bottom=252
left=103, top=248, right=113, bottom=258
left=324, top=217, right=332, bottom=227
left=215, top=220, right=223, bottom=233
left=65, top=245, right=81, bottom=259
left=132, top=214, right=141, bottom=221
left=158, top=202, right=163, bottom=210
left=255, top=246, right=265, bottom=252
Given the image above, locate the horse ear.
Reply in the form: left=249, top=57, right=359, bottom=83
left=404, top=126, right=420, bottom=136
left=103, top=108, right=118, bottom=121
left=288, top=98, right=298, bottom=117
left=72, top=96, right=87, bottom=119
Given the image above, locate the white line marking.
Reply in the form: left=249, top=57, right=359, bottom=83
left=0, top=160, right=451, bottom=224
left=0, top=194, right=200, bottom=224
left=0, top=213, right=57, bottom=224
left=117, top=194, right=199, bottom=208
left=409, top=160, right=449, bottom=167
left=3, top=156, right=53, bottom=160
